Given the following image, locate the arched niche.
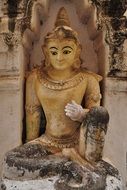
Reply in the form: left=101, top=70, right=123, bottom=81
left=21, top=0, right=107, bottom=141
left=22, top=0, right=106, bottom=77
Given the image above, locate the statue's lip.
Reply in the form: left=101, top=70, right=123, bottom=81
left=56, top=60, right=65, bottom=64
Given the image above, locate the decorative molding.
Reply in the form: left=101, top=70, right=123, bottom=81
left=16, top=16, right=31, bottom=33
left=3, top=32, right=22, bottom=49
left=90, top=0, right=127, bottom=77
left=105, top=77, right=127, bottom=93
left=105, top=17, right=127, bottom=73
left=1, top=0, right=24, bottom=17
left=0, top=76, right=20, bottom=92
left=1, top=0, right=36, bottom=33
left=20, top=0, right=37, bottom=33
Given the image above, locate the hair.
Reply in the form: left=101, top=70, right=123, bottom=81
left=44, top=26, right=80, bottom=45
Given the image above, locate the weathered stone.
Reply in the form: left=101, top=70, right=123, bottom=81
left=2, top=143, right=122, bottom=190
left=90, top=0, right=127, bottom=75
left=84, top=106, right=109, bottom=127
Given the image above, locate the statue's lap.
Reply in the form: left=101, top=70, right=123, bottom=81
left=2, top=142, right=121, bottom=190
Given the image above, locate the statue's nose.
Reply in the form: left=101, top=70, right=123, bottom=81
left=57, top=52, right=63, bottom=62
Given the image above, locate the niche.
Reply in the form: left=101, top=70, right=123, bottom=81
left=22, top=0, right=106, bottom=142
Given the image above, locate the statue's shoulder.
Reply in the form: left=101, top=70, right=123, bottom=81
left=26, top=66, right=41, bottom=81
left=81, top=68, right=102, bottom=82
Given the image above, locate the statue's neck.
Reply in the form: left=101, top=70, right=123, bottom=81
left=47, top=68, right=78, bottom=81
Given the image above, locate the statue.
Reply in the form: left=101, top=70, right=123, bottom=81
left=2, top=7, right=122, bottom=190
left=25, top=7, right=107, bottom=166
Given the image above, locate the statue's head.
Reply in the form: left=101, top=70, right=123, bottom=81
left=42, top=7, right=82, bottom=71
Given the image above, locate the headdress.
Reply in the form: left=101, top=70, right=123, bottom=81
left=43, top=7, right=81, bottom=70
left=44, top=7, right=80, bottom=44
left=55, top=7, right=71, bottom=27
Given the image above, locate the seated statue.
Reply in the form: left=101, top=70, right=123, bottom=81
left=25, top=7, right=107, bottom=167
left=2, top=7, right=122, bottom=190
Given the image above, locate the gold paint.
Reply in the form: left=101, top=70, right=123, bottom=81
left=26, top=7, right=103, bottom=167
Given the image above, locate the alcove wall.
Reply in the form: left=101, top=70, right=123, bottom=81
left=23, top=0, right=105, bottom=74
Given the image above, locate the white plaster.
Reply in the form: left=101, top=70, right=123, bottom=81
left=106, top=175, right=123, bottom=190
left=2, top=175, right=123, bottom=190
left=2, top=176, right=59, bottom=190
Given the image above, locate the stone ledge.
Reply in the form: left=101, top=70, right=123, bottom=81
left=105, top=77, right=127, bottom=93
left=0, top=76, right=20, bottom=92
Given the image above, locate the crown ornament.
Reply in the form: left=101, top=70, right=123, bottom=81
left=55, top=7, right=71, bottom=27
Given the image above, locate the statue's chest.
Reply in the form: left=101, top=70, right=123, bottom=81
left=36, top=79, right=87, bottom=107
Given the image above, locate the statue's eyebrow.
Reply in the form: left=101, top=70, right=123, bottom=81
left=49, top=47, right=58, bottom=50
left=62, top=46, right=73, bottom=50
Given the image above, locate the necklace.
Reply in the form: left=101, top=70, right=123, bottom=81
left=37, top=68, right=86, bottom=90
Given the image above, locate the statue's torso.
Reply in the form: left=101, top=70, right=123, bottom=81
left=36, top=70, right=87, bottom=139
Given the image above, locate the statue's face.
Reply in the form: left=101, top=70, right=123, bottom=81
left=45, top=39, right=79, bottom=70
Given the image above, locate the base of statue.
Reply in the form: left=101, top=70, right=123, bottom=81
left=1, top=143, right=122, bottom=190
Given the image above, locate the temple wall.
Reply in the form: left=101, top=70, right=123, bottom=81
left=0, top=0, right=127, bottom=189
left=0, top=17, right=24, bottom=176
left=104, top=78, right=127, bottom=189
left=0, top=35, right=24, bottom=175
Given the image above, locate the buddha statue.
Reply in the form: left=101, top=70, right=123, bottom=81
left=25, top=7, right=108, bottom=167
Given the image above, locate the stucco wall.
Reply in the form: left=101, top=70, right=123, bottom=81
left=0, top=37, right=24, bottom=176
left=104, top=78, right=127, bottom=189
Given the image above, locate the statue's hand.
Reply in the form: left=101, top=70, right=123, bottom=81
left=65, top=100, right=89, bottom=122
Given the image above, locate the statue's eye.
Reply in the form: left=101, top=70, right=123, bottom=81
left=63, top=50, right=71, bottom=54
left=51, top=51, right=57, bottom=55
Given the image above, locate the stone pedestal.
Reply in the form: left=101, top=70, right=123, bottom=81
left=1, top=143, right=122, bottom=190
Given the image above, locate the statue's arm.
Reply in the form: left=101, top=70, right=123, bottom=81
left=25, top=71, right=41, bottom=142
left=65, top=74, right=101, bottom=122
left=85, top=74, right=101, bottom=109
